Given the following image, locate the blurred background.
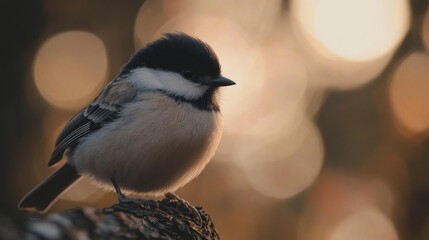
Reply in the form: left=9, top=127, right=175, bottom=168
left=1, top=0, right=429, bottom=239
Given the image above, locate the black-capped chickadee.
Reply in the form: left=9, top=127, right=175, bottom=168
left=19, top=33, right=235, bottom=212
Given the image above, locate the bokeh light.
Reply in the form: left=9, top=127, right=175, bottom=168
left=290, top=0, right=410, bottom=90
left=263, top=22, right=308, bottom=107
left=304, top=49, right=396, bottom=89
left=174, top=0, right=282, bottom=41
left=134, top=1, right=170, bottom=48
left=291, top=0, right=410, bottom=61
left=331, top=208, right=398, bottom=240
left=33, top=31, right=108, bottom=110
left=389, top=52, right=429, bottom=134
left=297, top=172, right=398, bottom=240
left=241, top=120, right=324, bottom=199
left=135, top=0, right=282, bottom=45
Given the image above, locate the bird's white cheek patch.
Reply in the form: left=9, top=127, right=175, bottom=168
left=128, top=68, right=163, bottom=90
left=129, top=67, right=208, bottom=99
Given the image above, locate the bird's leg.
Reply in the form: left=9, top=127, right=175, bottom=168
left=111, top=177, right=127, bottom=202
left=165, top=192, right=203, bottom=225
left=110, top=177, right=158, bottom=208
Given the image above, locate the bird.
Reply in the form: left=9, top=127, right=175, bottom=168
left=18, top=32, right=235, bottom=213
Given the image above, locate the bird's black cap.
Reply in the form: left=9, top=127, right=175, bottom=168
left=122, top=33, right=221, bottom=81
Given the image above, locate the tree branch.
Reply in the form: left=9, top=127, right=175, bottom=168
left=17, top=195, right=219, bottom=239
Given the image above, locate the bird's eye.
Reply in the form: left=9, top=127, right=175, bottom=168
left=181, top=69, right=195, bottom=79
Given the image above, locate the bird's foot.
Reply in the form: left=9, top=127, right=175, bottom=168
left=165, top=192, right=203, bottom=225
left=105, top=176, right=159, bottom=213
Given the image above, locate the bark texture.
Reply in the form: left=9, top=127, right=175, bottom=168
left=8, top=195, right=219, bottom=240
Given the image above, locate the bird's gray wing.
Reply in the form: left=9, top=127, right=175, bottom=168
left=48, top=79, right=137, bottom=166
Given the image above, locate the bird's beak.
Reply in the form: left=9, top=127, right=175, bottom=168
left=203, top=76, right=236, bottom=87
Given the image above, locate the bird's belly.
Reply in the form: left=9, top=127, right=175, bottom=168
left=71, top=95, right=222, bottom=195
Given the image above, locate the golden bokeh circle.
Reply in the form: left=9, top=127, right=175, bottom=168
left=291, top=0, right=410, bottom=61
left=389, top=52, right=429, bottom=134
left=331, top=208, right=398, bottom=240
left=241, top=120, right=324, bottom=199
left=33, top=31, right=108, bottom=110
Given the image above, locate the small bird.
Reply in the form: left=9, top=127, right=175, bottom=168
left=19, top=32, right=235, bottom=212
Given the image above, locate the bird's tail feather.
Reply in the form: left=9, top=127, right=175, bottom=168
left=18, top=164, right=81, bottom=213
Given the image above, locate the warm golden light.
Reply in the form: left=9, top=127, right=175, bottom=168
left=60, top=177, right=106, bottom=203
left=290, top=12, right=398, bottom=89
left=241, top=121, right=324, bottom=199
left=33, top=31, right=108, bottom=110
left=263, top=26, right=308, bottom=107
left=292, top=0, right=410, bottom=61
left=331, top=208, right=398, bottom=240
left=134, top=1, right=170, bottom=48
left=134, top=0, right=281, bottom=46
left=297, top=173, right=397, bottom=240
left=176, top=0, right=282, bottom=40
left=216, top=25, right=312, bottom=164
left=389, top=52, right=429, bottom=133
